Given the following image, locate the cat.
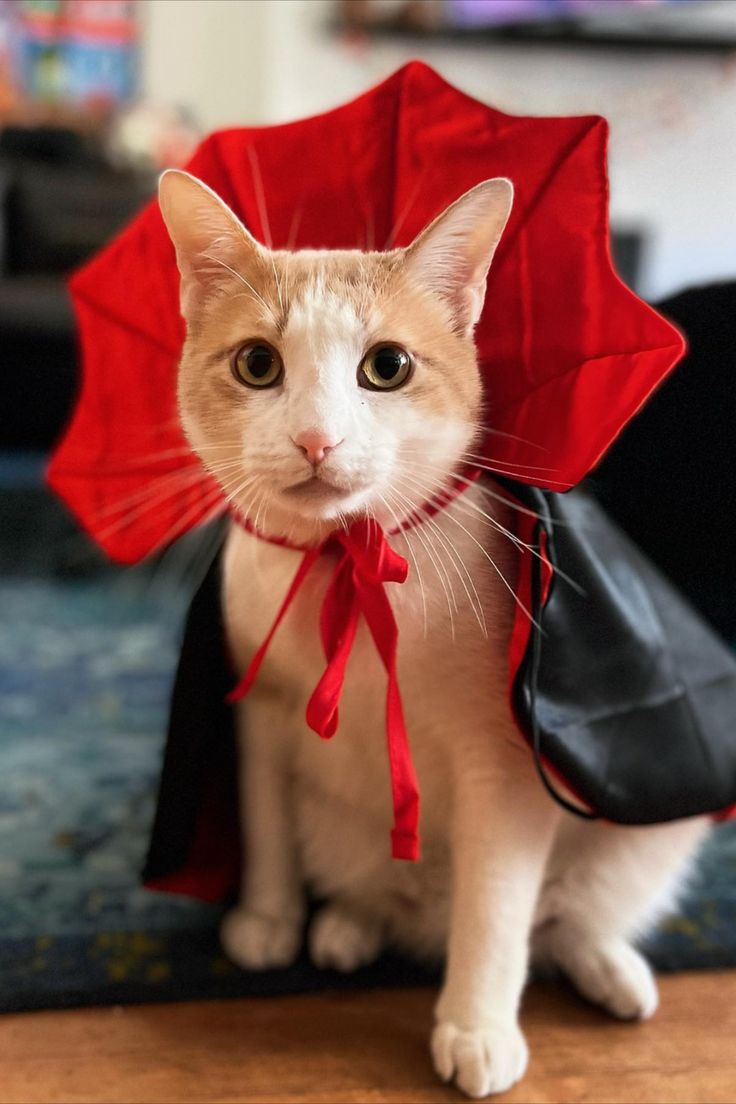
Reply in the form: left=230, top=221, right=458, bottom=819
left=158, top=169, right=709, bottom=1099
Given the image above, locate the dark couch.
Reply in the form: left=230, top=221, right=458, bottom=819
left=0, top=127, right=154, bottom=449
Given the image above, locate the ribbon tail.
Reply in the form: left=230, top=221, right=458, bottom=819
left=355, top=576, right=421, bottom=862
left=227, top=548, right=320, bottom=704
left=306, top=557, right=359, bottom=739
left=385, top=673, right=421, bottom=861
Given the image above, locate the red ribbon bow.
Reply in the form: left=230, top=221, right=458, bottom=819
left=227, top=518, right=421, bottom=861
left=226, top=470, right=481, bottom=862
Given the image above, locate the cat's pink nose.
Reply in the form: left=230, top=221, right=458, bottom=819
left=292, top=430, right=342, bottom=465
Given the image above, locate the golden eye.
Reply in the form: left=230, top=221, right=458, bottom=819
left=358, top=344, right=413, bottom=391
left=232, top=342, right=283, bottom=388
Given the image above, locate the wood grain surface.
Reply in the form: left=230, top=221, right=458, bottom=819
left=1, top=973, right=734, bottom=1103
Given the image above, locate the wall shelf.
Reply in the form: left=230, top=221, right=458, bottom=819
left=337, top=20, right=736, bottom=55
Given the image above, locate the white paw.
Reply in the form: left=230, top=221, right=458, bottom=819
left=431, top=1020, right=528, bottom=1099
left=220, top=907, right=302, bottom=970
left=309, top=904, right=383, bottom=972
left=558, top=937, right=659, bottom=1021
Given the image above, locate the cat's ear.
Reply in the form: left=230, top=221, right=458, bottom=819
left=404, top=178, right=513, bottom=334
left=158, top=169, right=262, bottom=316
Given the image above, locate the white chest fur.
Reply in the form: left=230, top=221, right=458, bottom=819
left=221, top=486, right=521, bottom=949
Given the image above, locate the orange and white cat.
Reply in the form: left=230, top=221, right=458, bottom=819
left=159, top=169, right=708, bottom=1099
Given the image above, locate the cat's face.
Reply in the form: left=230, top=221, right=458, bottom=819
left=160, top=172, right=512, bottom=540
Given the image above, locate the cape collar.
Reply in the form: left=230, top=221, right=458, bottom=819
left=227, top=466, right=481, bottom=862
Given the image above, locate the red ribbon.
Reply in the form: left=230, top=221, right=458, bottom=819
left=227, top=519, right=419, bottom=860
left=227, top=468, right=481, bottom=863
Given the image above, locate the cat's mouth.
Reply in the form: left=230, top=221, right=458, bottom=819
left=281, top=475, right=354, bottom=502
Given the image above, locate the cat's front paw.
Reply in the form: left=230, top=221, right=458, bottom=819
left=220, top=907, right=302, bottom=970
left=431, top=1020, right=528, bottom=1099
left=308, top=903, right=384, bottom=972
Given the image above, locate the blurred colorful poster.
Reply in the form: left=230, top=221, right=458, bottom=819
left=3, top=0, right=138, bottom=106
left=62, top=0, right=138, bottom=105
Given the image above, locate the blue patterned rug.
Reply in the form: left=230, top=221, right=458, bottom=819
left=1, top=465, right=735, bottom=1012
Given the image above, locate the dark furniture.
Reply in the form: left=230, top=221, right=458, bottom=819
left=590, top=281, right=736, bottom=641
left=0, top=127, right=154, bottom=449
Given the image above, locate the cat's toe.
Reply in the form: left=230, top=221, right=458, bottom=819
left=220, top=907, right=302, bottom=970
left=554, top=934, right=659, bottom=1021
left=309, top=903, right=384, bottom=972
left=430, top=1020, right=528, bottom=1099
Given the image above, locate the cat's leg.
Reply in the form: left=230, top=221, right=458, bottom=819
left=220, top=695, right=305, bottom=970
left=432, top=737, right=561, bottom=1098
left=533, top=815, right=710, bottom=1020
left=308, top=897, right=385, bottom=972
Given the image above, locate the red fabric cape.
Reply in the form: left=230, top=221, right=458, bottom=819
left=46, top=63, right=705, bottom=891
left=48, top=61, right=684, bottom=562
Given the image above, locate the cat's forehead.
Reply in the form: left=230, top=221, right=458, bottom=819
left=280, top=280, right=371, bottom=365
left=277, top=249, right=391, bottom=297
left=286, top=280, right=361, bottom=335
left=278, top=247, right=389, bottom=278
left=274, top=248, right=394, bottom=338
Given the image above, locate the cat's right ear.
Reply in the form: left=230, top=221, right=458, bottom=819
left=158, top=170, right=262, bottom=316
left=403, top=178, right=513, bottom=335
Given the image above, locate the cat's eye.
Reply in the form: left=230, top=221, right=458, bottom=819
left=232, top=342, right=283, bottom=388
left=358, top=344, right=412, bottom=391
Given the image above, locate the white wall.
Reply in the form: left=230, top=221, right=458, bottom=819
left=140, top=0, right=736, bottom=300
left=140, top=0, right=269, bottom=131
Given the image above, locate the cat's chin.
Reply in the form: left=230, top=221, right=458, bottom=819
left=281, top=475, right=356, bottom=505
left=275, top=477, right=372, bottom=523
left=284, top=494, right=369, bottom=526
left=251, top=485, right=373, bottom=540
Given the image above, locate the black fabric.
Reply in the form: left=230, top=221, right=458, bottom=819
left=512, top=484, right=736, bottom=824
left=142, top=552, right=239, bottom=889
left=145, top=481, right=736, bottom=897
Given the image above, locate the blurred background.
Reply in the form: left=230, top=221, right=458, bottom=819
left=1, top=0, right=735, bottom=1014
left=1, top=0, right=736, bottom=450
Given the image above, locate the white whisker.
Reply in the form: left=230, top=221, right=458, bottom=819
left=202, top=252, right=275, bottom=319
left=384, top=487, right=457, bottom=639
left=403, top=456, right=572, bottom=527
left=392, top=481, right=487, bottom=637
left=147, top=484, right=227, bottom=559
left=402, top=465, right=583, bottom=595
left=384, top=171, right=426, bottom=249
left=91, top=465, right=207, bottom=522
left=376, top=490, right=428, bottom=638
left=458, top=451, right=561, bottom=474
left=286, top=205, right=303, bottom=251
left=396, top=471, right=540, bottom=630
left=466, top=423, right=550, bottom=452
left=247, top=145, right=273, bottom=249
left=401, top=447, right=556, bottom=475
left=93, top=470, right=218, bottom=540
left=364, top=208, right=375, bottom=252
left=401, top=450, right=571, bottom=489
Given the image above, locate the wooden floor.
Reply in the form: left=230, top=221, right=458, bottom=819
left=2, top=972, right=735, bottom=1103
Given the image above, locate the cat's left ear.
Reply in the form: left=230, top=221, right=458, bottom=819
left=404, top=178, right=513, bottom=334
left=159, top=169, right=263, bottom=317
